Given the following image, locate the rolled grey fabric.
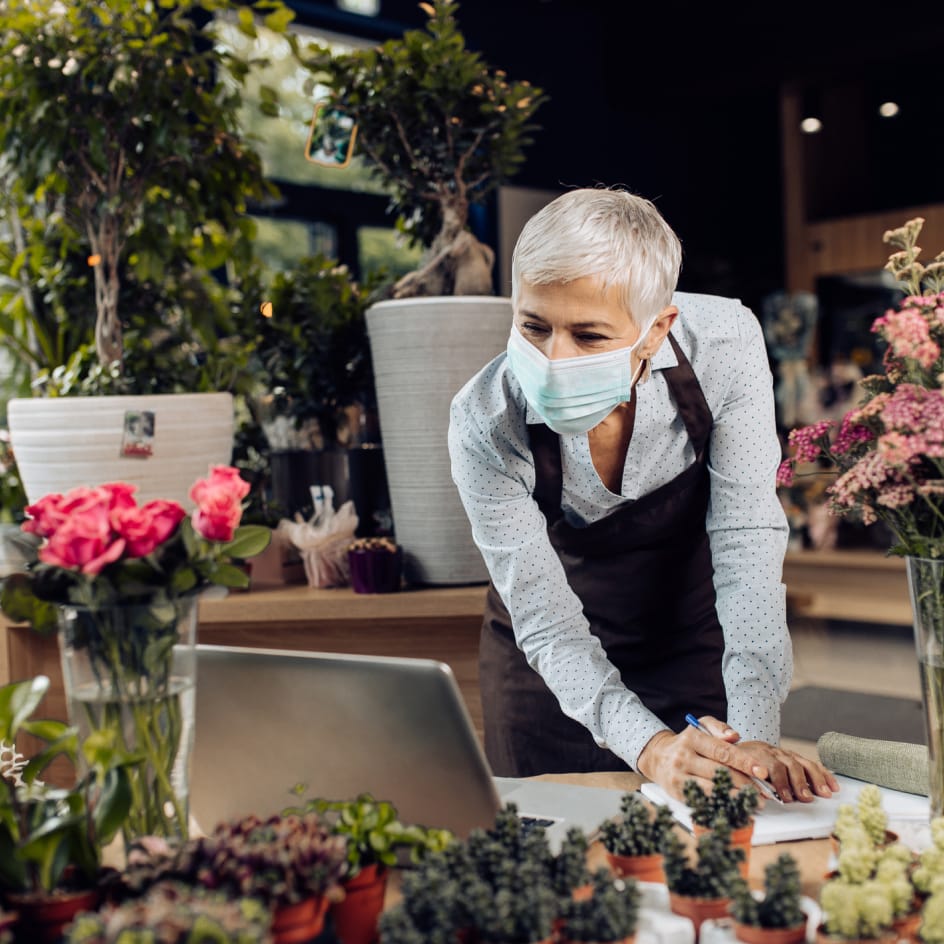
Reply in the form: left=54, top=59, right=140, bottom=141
left=817, top=731, right=929, bottom=796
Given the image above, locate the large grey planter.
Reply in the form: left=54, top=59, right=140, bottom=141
left=9, top=392, right=234, bottom=508
left=367, top=296, right=511, bottom=584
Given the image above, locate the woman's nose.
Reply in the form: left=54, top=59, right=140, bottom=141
left=547, top=333, right=577, bottom=360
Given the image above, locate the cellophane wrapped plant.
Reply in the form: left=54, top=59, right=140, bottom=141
left=599, top=791, right=676, bottom=857
left=65, top=881, right=271, bottom=944
left=683, top=766, right=759, bottom=830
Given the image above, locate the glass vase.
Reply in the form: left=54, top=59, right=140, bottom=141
left=905, top=556, right=944, bottom=818
left=57, top=596, right=198, bottom=846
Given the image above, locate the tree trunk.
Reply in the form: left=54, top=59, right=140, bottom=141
left=88, top=216, right=123, bottom=367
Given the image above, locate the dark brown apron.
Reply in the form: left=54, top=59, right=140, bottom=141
left=480, top=333, right=727, bottom=776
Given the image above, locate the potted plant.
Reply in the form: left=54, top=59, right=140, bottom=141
left=914, top=817, right=944, bottom=897
left=302, top=0, right=547, bottom=583
left=920, top=886, right=944, bottom=944
left=832, top=785, right=897, bottom=851
left=0, top=0, right=295, bottom=508
left=599, top=792, right=676, bottom=883
left=469, top=856, right=558, bottom=944
left=662, top=818, right=745, bottom=939
left=683, top=767, right=759, bottom=878
left=376, top=851, right=464, bottom=944
left=0, top=675, right=138, bottom=943
left=551, top=827, right=593, bottom=903
left=290, top=792, right=453, bottom=944
left=557, top=867, right=641, bottom=944
left=65, top=881, right=272, bottom=944
left=730, top=853, right=807, bottom=944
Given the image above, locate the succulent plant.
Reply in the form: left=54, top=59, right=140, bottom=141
left=65, top=881, right=271, bottom=944
left=662, top=817, right=744, bottom=899
left=559, top=867, right=640, bottom=942
left=550, top=827, right=592, bottom=900
left=731, top=853, right=805, bottom=929
left=599, top=792, right=676, bottom=857
left=921, top=885, right=944, bottom=944
left=683, top=767, right=759, bottom=830
left=914, top=817, right=944, bottom=895
left=471, top=855, right=557, bottom=944
left=820, top=876, right=895, bottom=939
left=377, top=850, right=464, bottom=944
left=834, top=785, right=890, bottom=847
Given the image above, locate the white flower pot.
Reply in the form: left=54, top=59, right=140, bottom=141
left=8, top=393, right=234, bottom=508
left=366, top=296, right=511, bottom=584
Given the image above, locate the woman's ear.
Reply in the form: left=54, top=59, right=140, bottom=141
left=644, top=306, right=679, bottom=355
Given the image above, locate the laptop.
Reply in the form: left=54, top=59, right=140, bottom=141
left=190, top=644, right=626, bottom=851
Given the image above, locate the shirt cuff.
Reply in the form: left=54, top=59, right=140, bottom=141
left=603, top=710, right=672, bottom=772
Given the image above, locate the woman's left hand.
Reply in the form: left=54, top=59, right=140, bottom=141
left=735, top=739, right=840, bottom=803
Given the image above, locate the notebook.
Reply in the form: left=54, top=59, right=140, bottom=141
left=640, top=775, right=931, bottom=845
left=189, top=644, right=626, bottom=851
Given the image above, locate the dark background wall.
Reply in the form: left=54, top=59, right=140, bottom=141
left=290, top=0, right=944, bottom=315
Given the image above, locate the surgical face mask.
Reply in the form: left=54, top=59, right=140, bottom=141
left=505, top=320, right=653, bottom=435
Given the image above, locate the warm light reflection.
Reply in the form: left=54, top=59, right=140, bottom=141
left=800, top=117, right=823, bottom=134
left=879, top=101, right=900, bottom=118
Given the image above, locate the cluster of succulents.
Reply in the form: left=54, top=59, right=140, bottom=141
left=731, top=853, right=805, bottom=930
left=684, top=767, right=760, bottom=830
left=599, top=792, right=676, bottom=857
left=833, top=784, right=890, bottom=847
left=662, top=818, right=745, bottom=900
left=378, top=803, right=640, bottom=944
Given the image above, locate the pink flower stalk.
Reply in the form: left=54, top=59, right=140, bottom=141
left=787, top=420, right=835, bottom=464
left=833, top=414, right=873, bottom=455
left=776, top=460, right=795, bottom=488
left=872, top=306, right=940, bottom=369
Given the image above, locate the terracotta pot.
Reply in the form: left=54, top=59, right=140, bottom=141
left=814, top=923, right=898, bottom=944
left=330, top=864, right=389, bottom=944
left=604, top=851, right=665, bottom=884
left=890, top=910, right=922, bottom=944
left=734, top=921, right=807, bottom=944
left=271, top=895, right=330, bottom=944
left=5, top=886, right=100, bottom=944
left=668, top=892, right=732, bottom=940
left=693, top=821, right=754, bottom=878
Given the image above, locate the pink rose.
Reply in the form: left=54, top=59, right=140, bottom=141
left=38, top=501, right=126, bottom=575
left=115, top=500, right=186, bottom=558
left=189, top=466, right=249, bottom=543
left=23, top=492, right=68, bottom=538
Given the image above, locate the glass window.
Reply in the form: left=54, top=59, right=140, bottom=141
left=252, top=217, right=338, bottom=277
left=357, top=226, right=424, bottom=281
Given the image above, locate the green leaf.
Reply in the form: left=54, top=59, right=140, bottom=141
left=0, top=675, right=50, bottom=742
left=93, top=768, right=133, bottom=844
left=223, top=525, right=272, bottom=560
left=208, top=562, right=250, bottom=588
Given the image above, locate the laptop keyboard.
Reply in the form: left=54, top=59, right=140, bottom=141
left=518, top=814, right=557, bottom=833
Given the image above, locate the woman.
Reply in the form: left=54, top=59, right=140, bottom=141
left=448, top=188, right=838, bottom=803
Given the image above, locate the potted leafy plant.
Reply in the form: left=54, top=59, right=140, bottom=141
left=0, top=675, right=138, bottom=943
left=730, top=853, right=807, bottom=944
left=65, top=881, right=272, bottom=944
left=0, top=0, right=294, bottom=507
left=662, top=818, right=745, bottom=939
left=289, top=792, right=453, bottom=944
left=557, top=867, right=641, bottom=944
left=301, top=0, right=547, bottom=583
left=599, top=792, right=676, bottom=883
left=684, top=767, right=759, bottom=877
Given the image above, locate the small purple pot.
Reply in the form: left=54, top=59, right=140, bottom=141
left=348, top=546, right=403, bottom=594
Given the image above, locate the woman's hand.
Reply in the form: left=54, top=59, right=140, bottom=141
left=636, top=718, right=840, bottom=804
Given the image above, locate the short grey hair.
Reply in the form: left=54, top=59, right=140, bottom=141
left=511, top=187, right=682, bottom=327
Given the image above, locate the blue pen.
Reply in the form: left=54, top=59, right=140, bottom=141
left=684, top=713, right=784, bottom=804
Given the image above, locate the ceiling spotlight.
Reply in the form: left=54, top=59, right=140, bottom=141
left=335, top=0, right=380, bottom=13
left=800, top=116, right=823, bottom=134
left=878, top=101, right=900, bottom=118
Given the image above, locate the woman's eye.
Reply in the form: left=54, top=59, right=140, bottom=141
left=576, top=333, right=607, bottom=343
left=520, top=322, right=548, bottom=335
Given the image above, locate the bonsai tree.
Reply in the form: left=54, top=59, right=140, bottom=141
left=559, top=867, right=641, bottom=943
left=731, top=853, right=805, bottom=931
left=0, top=675, right=137, bottom=897
left=662, top=818, right=745, bottom=900
left=600, top=792, right=676, bottom=857
left=684, top=766, right=760, bottom=830
left=303, top=0, right=547, bottom=299
left=0, top=0, right=290, bottom=387
left=65, top=881, right=272, bottom=944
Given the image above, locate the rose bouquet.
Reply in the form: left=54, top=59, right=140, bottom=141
left=0, top=466, right=270, bottom=843
left=778, top=217, right=944, bottom=816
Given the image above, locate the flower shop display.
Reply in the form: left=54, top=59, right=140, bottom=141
left=598, top=792, right=675, bottom=883
left=0, top=675, right=137, bottom=943
left=730, top=853, right=807, bottom=944
left=557, top=867, right=640, bottom=944
left=65, top=881, right=272, bottom=944
left=777, top=217, right=944, bottom=818
left=0, top=467, right=270, bottom=847
left=662, top=818, right=746, bottom=939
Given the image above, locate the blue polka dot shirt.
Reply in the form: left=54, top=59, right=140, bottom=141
left=448, top=291, right=793, bottom=769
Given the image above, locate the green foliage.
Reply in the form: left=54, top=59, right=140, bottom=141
left=0, top=0, right=288, bottom=387
left=550, top=826, right=591, bottom=899
left=600, top=791, right=676, bottom=857
left=287, top=791, right=453, bottom=876
left=560, top=867, right=641, bottom=942
left=0, top=434, right=27, bottom=523
left=251, top=257, right=385, bottom=444
left=683, top=767, right=759, bottom=830
left=662, top=818, right=744, bottom=900
left=0, top=675, right=137, bottom=895
left=731, top=853, right=805, bottom=929
left=65, top=881, right=271, bottom=944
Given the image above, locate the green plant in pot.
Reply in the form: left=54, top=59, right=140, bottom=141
left=0, top=675, right=138, bottom=942
left=921, top=884, right=944, bottom=944
left=599, top=792, right=675, bottom=883
left=558, top=867, right=640, bottom=944
left=730, top=853, right=806, bottom=944
left=299, top=0, right=548, bottom=584
left=65, top=881, right=272, bottom=944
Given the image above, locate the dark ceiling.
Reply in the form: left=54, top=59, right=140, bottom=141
left=292, top=0, right=944, bottom=310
